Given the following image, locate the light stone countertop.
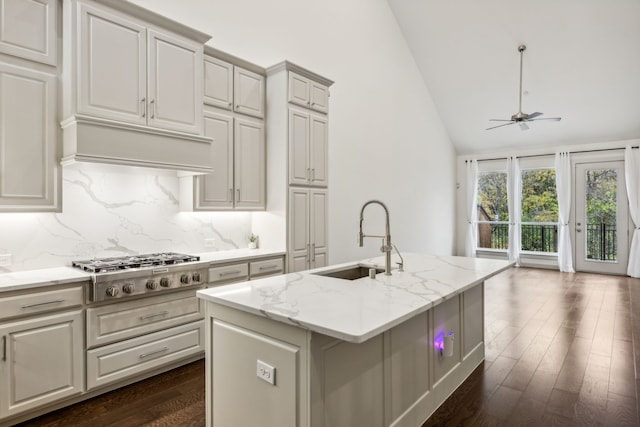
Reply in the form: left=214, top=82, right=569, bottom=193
left=197, top=253, right=514, bottom=343
left=0, top=248, right=286, bottom=293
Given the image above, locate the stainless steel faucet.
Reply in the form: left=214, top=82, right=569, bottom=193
left=359, top=200, right=393, bottom=275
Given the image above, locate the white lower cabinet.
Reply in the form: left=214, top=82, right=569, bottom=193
left=86, top=321, right=204, bottom=390
left=0, top=310, right=84, bottom=419
left=289, top=188, right=327, bottom=272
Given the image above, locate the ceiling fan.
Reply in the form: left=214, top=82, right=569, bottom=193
left=487, top=45, right=561, bottom=131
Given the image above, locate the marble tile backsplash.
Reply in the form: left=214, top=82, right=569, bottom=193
left=0, top=163, right=252, bottom=272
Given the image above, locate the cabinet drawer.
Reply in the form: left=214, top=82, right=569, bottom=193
left=208, top=263, right=249, bottom=285
left=250, top=257, right=284, bottom=278
left=86, top=290, right=202, bottom=348
left=0, top=286, right=84, bottom=321
left=86, top=321, right=203, bottom=390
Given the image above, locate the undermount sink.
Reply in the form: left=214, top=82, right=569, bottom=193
left=312, top=265, right=385, bottom=280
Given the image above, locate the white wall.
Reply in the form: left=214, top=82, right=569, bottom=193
left=128, top=0, right=458, bottom=263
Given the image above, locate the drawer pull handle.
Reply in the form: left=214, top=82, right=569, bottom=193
left=139, top=347, right=169, bottom=359
left=258, top=265, right=279, bottom=271
left=219, top=270, right=242, bottom=277
left=139, top=311, right=170, bottom=321
left=21, top=299, right=65, bottom=309
left=2, top=336, right=6, bottom=362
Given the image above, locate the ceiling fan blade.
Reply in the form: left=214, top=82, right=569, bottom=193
left=488, top=119, right=513, bottom=122
left=529, top=117, right=562, bottom=122
left=486, top=121, right=516, bottom=130
left=527, top=112, right=543, bottom=119
left=519, top=122, right=530, bottom=131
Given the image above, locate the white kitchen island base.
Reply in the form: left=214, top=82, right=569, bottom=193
left=198, top=254, right=512, bottom=426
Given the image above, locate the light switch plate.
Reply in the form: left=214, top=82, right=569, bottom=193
left=257, top=360, right=275, bottom=385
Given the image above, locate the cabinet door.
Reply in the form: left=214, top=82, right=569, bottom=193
left=78, top=3, right=146, bottom=125
left=289, top=108, right=310, bottom=186
left=0, top=63, right=59, bottom=211
left=309, top=81, right=329, bottom=113
left=195, top=110, right=234, bottom=210
left=288, top=71, right=309, bottom=108
left=147, top=29, right=202, bottom=134
left=309, top=113, right=328, bottom=187
left=0, top=310, right=84, bottom=418
left=0, top=0, right=57, bottom=65
left=289, top=188, right=310, bottom=272
left=310, top=189, right=328, bottom=269
left=233, top=67, right=264, bottom=118
left=203, top=55, right=233, bottom=110
left=234, top=117, right=265, bottom=209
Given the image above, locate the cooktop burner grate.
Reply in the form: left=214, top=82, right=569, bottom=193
left=72, top=252, right=200, bottom=273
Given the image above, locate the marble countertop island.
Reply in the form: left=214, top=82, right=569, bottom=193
left=197, top=253, right=513, bottom=343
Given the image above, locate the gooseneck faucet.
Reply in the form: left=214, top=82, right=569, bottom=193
left=359, top=200, right=392, bottom=275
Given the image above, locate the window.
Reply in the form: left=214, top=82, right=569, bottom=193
left=520, top=168, right=558, bottom=253
left=477, top=170, right=508, bottom=250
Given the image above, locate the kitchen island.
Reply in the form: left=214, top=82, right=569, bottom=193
left=197, top=253, right=513, bottom=427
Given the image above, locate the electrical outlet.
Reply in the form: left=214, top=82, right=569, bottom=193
left=0, top=254, right=12, bottom=267
left=204, top=238, right=216, bottom=248
left=257, top=360, right=275, bottom=385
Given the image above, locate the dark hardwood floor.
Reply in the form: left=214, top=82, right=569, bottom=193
left=17, top=268, right=640, bottom=426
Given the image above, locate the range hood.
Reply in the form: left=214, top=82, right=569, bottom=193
left=61, top=114, right=213, bottom=174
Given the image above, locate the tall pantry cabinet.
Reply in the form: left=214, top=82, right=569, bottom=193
left=266, top=62, right=333, bottom=272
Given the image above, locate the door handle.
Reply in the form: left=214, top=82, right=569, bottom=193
left=150, top=99, right=155, bottom=118
left=141, top=98, right=146, bottom=117
left=2, top=336, right=6, bottom=362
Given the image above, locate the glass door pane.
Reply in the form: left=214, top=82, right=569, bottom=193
left=575, top=161, right=629, bottom=274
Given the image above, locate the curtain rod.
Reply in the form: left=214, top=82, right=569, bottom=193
left=465, top=145, right=639, bottom=163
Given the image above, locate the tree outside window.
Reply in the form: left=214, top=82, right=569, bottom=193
left=521, top=169, right=558, bottom=253
left=477, top=171, right=508, bottom=249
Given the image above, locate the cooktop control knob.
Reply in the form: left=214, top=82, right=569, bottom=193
left=192, top=272, right=201, bottom=282
left=106, top=286, right=120, bottom=297
left=180, top=274, right=191, bottom=284
left=146, top=279, right=158, bottom=290
left=122, top=283, right=135, bottom=294
left=160, top=277, right=171, bottom=288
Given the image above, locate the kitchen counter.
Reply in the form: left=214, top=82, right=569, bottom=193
left=0, top=248, right=285, bottom=293
left=197, top=253, right=512, bottom=343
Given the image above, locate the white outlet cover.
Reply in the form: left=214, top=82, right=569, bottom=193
left=257, top=360, right=276, bottom=385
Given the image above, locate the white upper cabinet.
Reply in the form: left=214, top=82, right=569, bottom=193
left=204, top=55, right=233, bottom=110
left=147, top=29, right=202, bottom=133
left=62, top=0, right=213, bottom=173
left=204, top=50, right=265, bottom=119
left=288, top=71, right=329, bottom=114
left=289, top=107, right=328, bottom=187
left=0, top=62, right=59, bottom=211
left=234, top=116, right=265, bottom=209
left=78, top=3, right=146, bottom=125
left=195, top=109, right=234, bottom=210
left=0, top=0, right=57, bottom=65
left=234, top=67, right=264, bottom=118
left=77, top=2, right=202, bottom=134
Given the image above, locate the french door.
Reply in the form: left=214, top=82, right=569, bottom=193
left=575, top=161, right=629, bottom=274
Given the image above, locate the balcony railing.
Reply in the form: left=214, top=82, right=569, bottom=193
left=586, top=223, right=617, bottom=261
left=477, top=222, right=618, bottom=260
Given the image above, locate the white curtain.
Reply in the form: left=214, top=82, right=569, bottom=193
left=625, top=146, right=640, bottom=277
left=555, top=152, right=575, bottom=272
left=464, top=160, right=478, bottom=257
left=507, top=157, right=521, bottom=265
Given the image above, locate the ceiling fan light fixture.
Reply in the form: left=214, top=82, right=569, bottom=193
left=487, top=44, right=562, bottom=131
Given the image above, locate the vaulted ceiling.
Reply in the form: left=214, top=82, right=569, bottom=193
left=387, top=0, right=640, bottom=155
